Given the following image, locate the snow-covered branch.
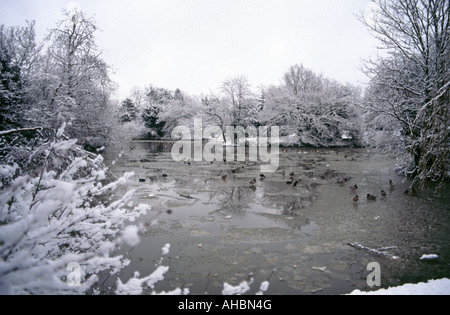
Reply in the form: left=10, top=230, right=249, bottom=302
left=0, top=127, right=54, bottom=137
left=0, top=137, right=148, bottom=294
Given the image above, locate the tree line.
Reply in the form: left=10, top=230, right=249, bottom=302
left=118, top=67, right=363, bottom=148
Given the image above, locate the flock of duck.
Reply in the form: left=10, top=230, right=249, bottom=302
left=222, top=170, right=302, bottom=190
left=140, top=157, right=417, bottom=205
left=343, top=178, right=395, bottom=203
left=220, top=169, right=402, bottom=204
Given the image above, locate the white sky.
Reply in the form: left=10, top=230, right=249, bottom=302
left=0, top=0, right=378, bottom=98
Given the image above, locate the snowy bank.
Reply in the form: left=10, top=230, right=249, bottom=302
left=348, top=279, right=450, bottom=295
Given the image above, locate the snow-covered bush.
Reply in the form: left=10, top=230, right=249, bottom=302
left=0, top=128, right=149, bottom=294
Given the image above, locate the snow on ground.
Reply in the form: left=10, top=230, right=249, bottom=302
left=348, top=279, right=450, bottom=295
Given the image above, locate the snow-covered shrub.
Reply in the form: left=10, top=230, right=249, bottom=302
left=0, top=128, right=149, bottom=294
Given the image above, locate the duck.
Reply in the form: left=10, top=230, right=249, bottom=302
left=286, top=179, right=294, bottom=185
left=222, top=174, right=228, bottom=180
left=404, top=187, right=417, bottom=196
left=350, top=184, right=358, bottom=191
left=367, top=194, right=377, bottom=201
left=281, top=171, right=286, bottom=176
left=293, top=181, right=299, bottom=187
left=353, top=195, right=359, bottom=202
left=289, top=172, right=295, bottom=177
left=139, top=178, right=146, bottom=183
left=260, top=174, right=266, bottom=180
left=249, top=179, right=257, bottom=186
left=381, top=190, right=387, bottom=198
left=338, top=177, right=352, bottom=186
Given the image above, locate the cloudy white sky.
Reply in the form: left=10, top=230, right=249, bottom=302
left=0, top=0, right=378, bottom=98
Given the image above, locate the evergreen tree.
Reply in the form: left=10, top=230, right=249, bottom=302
left=118, top=98, right=138, bottom=123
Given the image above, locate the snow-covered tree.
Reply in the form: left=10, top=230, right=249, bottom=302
left=0, top=11, right=145, bottom=294
left=140, top=86, right=192, bottom=139
left=140, top=86, right=171, bottom=137
left=0, top=22, right=41, bottom=131
left=260, top=64, right=362, bottom=147
left=0, top=36, right=21, bottom=130
left=200, top=94, right=231, bottom=142
left=27, top=9, right=116, bottom=143
left=158, top=91, right=202, bottom=136
left=360, top=0, right=450, bottom=186
left=221, top=75, right=258, bottom=127
left=118, top=98, right=139, bottom=124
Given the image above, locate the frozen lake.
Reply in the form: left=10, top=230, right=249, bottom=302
left=100, top=142, right=450, bottom=295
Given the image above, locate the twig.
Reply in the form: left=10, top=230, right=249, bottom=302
left=347, top=242, right=400, bottom=260
left=179, top=194, right=194, bottom=200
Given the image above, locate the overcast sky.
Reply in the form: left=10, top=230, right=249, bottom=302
left=0, top=0, right=378, bottom=98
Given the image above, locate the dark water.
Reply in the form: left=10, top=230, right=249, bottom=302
left=100, top=141, right=450, bottom=295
